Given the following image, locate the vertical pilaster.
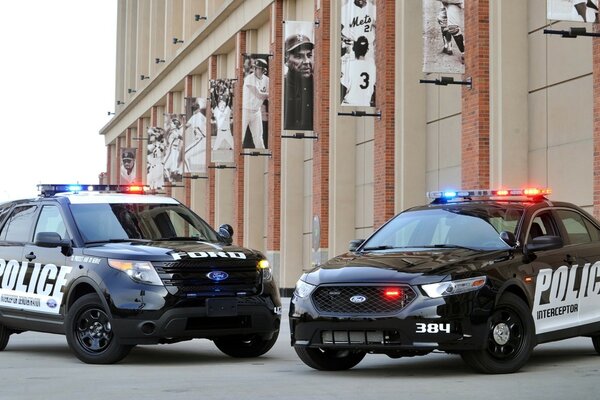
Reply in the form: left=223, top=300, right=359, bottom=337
left=207, top=55, right=218, bottom=226
left=373, top=0, right=396, bottom=228
left=184, top=75, right=193, bottom=207
left=313, top=0, right=330, bottom=259
left=136, top=118, right=145, bottom=183
left=267, top=0, right=283, bottom=276
left=462, top=0, right=490, bottom=189
left=234, top=31, right=247, bottom=244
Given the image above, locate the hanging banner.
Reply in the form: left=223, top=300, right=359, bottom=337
left=146, top=127, right=165, bottom=190
left=340, top=0, right=377, bottom=107
left=547, top=0, right=598, bottom=22
left=423, top=0, right=465, bottom=74
left=242, top=54, right=270, bottom=149
left=119, top=147, right=137, bottom=185
left=283, top=21, right=314, bottom=131
left=209, top=79, right=235, bottom=163
left=184, top=97, right=207, bottom=174
left=162, top=113, right=185, bottom=183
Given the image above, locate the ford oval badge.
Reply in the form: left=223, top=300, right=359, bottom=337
left=47, top=299, right=57, bottom=308
left=350, top=295, right=367, bottom=304
left=207, top=271, right=229, bottom=282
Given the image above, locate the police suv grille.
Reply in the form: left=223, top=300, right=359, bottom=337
left=154, top=260, right=260, bottom=295
left=312, top=285, right=416, bottom=314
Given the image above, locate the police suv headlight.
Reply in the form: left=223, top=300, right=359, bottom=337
left=294, top=280, right=316, bottom=299
left=108, top=259, right=163, bottom=286
left=258, top=259, right=272, bottom=281
left=421, top=276, right=486, bottom=298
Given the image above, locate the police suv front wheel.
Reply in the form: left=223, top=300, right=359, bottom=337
left=65, top=294, right=132, bottom=364
left=214, top=330, right=279, bottom=358
left=0, top=324, right=10, bottom=351
left=294, top=347, right=366, bottom=371
left=461, top=292, right=534, bottom=374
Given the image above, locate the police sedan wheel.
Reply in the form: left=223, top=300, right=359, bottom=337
left=0, top=324, right=10, bottom=351
left=65, top=294, right=132, bottom=364
left=214, top=330, right=279, bottom=358
left=591, top=335, right=600, bottom=353
left=294, top=347, right=366, bottom=371
left=461, top=293, right=534, bottom=374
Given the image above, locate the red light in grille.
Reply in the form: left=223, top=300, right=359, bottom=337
left=384, top=288, right=402, bottom=299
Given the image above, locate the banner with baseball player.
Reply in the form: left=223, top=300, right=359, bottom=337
left=209, top=79, right=235, bottom=163
left=162, top=113, right=185, bottom=183
left=423, top=0, right=465, bottom=74
left=119, top=147, right=137, bottom=185
left=146, top=126, right=165, bottom=190
left=283, top=21, right=314, bottom=131
left=340, top=0, right=376, bottom=107
left=242, top=54, right=270, bottom=149
left=547, top=0, right=599, bottom=22
left=184, top=97, right=207, bottom=174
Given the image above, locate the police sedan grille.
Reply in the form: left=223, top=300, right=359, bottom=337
left=154, top=261, right=260, bottom=295
left=312, top=285, right=416, bottom=314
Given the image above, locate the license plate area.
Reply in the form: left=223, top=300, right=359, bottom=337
left=206, top=298, right=238, bottom=317
left=322, top=330, right=385, bottom=345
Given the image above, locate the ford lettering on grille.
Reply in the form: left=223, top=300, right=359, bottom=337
left=350, top=295, right=367, bottom=304
left=207, top=271, right=229, bottom=282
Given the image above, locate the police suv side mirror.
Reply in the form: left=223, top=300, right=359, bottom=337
left=525, top=235, right=563, bottom=253
left=35, top=232, right=73, bottom=256
left=349, top=239, right=365, bottom=252
left=499, top=231, right=516, bottom=247
left=218, top=224, right=234, bottom=245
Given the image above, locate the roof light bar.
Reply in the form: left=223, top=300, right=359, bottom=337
left=37, top=184, right=150, bottom=197
left=427, top=188, right=551, bottom=201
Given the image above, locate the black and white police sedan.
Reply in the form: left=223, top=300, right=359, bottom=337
left=290, top=188, right=600, bottom=373
left=0, top=184, right=280, bottom=364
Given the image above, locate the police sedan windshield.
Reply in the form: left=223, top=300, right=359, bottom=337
left=361, top=205, right=524, bottom=251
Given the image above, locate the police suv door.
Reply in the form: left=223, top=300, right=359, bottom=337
left=21, top=204, right=73, bottom=316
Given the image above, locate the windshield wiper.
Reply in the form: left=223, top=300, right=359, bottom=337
left=361, top=245, right=407, bottom=251
left=85, top=238, right=151, bottom=245
left=421, top=244, right=477, bottom=251
left=155, top=236, right=205, bottom=241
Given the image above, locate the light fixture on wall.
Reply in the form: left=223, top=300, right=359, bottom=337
left=195, top=15, right=207, bottom=21
left=140, top=74, right=150, bottom=80
left=107, top=111, right=115, bottom=116
left=173, top=37, right=184, bottom=44
left=155, top=58, right=165, bottom=64
left=128, top=88, right=136, bottom=94
left=116, top=100, right=125, bottom=105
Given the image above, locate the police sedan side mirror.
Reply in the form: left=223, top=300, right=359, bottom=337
left=525, top=235, right=563, bottom=253
left=218, top=224, right=234, bottom=245
left=499, top=231, right=516, bottom=247
left=349, top=239, right=365, bottom=252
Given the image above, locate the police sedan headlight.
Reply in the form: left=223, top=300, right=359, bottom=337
left=421, top=276, right=486, bottom=298
left=108, top=259, right=163, bottom=286
left=294, top=280, right=316, bottom=298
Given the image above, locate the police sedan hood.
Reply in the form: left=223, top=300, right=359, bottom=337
left=82, top=240, right=263, bottom=262
left=303, top=248, right=510, bottom=286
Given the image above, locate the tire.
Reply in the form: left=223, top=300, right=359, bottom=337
left=461, top=292, right=535, bottom=374
left=65, top=294, right=132, bottom=364
left=294, top=347, right=366, bottom=371
left=0, top=324, right=10, bottom=351
left=214, top=330, right=279, bottom=358
left=592, top=335, right=600, bottom=353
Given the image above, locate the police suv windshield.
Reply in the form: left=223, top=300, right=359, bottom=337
left=362, top=205, right=523, bottom=251
left=70, top=203, right=220, bottom=244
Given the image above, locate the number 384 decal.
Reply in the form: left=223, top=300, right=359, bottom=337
left=415, top=323, right=451, bottom=334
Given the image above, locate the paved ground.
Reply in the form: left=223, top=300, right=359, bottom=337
left=2, top=299, right=600, bottom=400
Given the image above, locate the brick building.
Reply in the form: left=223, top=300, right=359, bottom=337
left=99, top=0, right=600, bottom=293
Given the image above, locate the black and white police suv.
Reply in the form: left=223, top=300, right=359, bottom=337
left=0, top=184, right=281, bottom=364
left=290, top=188, right=600, bottom=373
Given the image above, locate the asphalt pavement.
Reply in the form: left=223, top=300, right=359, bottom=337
left=1, top=299, right=599, bottom=400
